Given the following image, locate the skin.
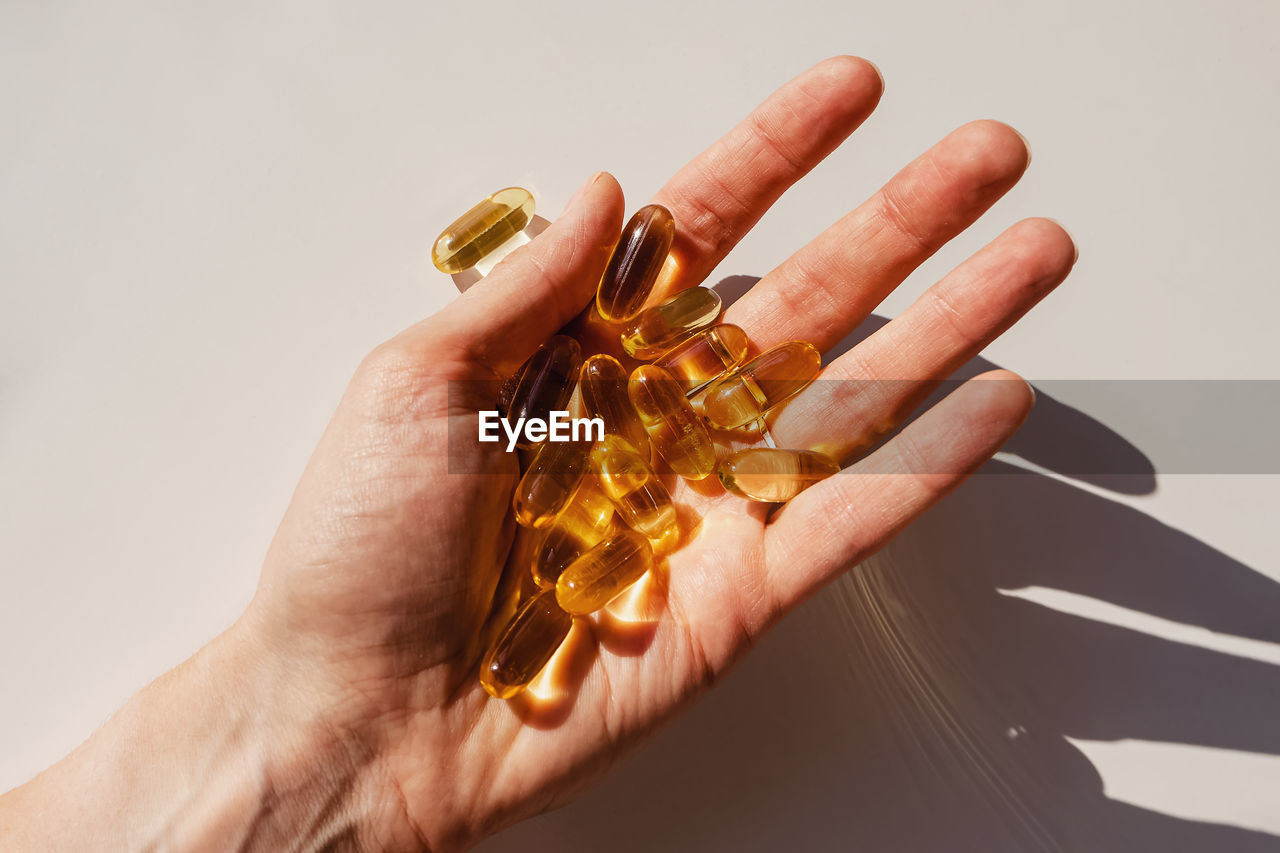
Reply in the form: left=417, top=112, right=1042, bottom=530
left=0, top=56, right=1075, bottom=851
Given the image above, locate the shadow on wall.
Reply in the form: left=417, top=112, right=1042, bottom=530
left=480, top=285, right=1280, bottom=853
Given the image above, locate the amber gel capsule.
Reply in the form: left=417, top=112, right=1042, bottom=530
left=620, top=287, right=722, bottom=359
left=432, top=187, right=536, bottom=274
left=556, top=530, right=654, bottom=615
left=480, top=588, right=572, bottom=699
left=718, top=448, right=840, bottom=503
left=628, top=365, right=717, bottom=480
left=652, top=324, right=750, bottom=396
left=531, top=481, right=621, bottom=588
left=701, top=341, right=822, bottom=430
left=512, top=440, right=591, bottom=529
left=579, top=354, right=650, bottom=457
left=596, top=204, right=675, bottom=323
left=507, top=336, right=582, bottom=448
left=592, top=435, right=679, bottom=545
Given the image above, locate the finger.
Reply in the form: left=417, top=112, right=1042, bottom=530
left=650, top=56, right=883, bottom=298
left=770, top=217, right=1076, bottom=459
left=726, top=120, right=1031, bottom=352
left=394, top=172, right=625, bottom=376
left=762, top=370, right=1034, bottom=622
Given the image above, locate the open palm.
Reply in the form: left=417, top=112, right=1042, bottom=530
left=240, top=56, right=1076, bottom=851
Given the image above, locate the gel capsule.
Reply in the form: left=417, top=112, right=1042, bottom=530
left=531, top=480, right=621, bottom=588
left=628, top=365, right=717, bottom=480
left=432, top=187, right=536, bottom=274
left=596, top=204, right=675, bottom=323
left=507, top=336, right=582, bottom=448
left=578, top=354, right=650, bottom=456
left=652, top=324, right=750, bottom=396
left=717, top=448, right=840, bottom=502
left=513, top=440, right=591, bottom=529
left=592, top=435, right=679, bottom=547
left=556, top=530, right=654, bottom=615
left=701, top=341, right=822, bottom=430
left=480, top=588, right=572, bottom=699
left=620, top=287, right=722, bottom=359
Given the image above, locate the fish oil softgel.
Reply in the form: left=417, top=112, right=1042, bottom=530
left=628, top=365, right=717, bottom=480
left=620, top=287, right=722, bottom=359
left=432, top=187, right=536, bottom=274
left=701, top=341, right=821, bottom=430
left=480, top=587, right=573, bottom=699
left=531, top=480, right=621, bottom=588
left=579, top=354, right=651, bottom=457
left=718, top=448, right=840, bottom=503
left=513, top=440, right=591, bottom=529
left=556, top=530, right=654, bottom=615
left=596, top=205, right=675, bottom=323
left=506, top=335, right=582, bottom=447
left=592, top=435, right=679, bottom=548
left=652, top=324, right=750, bottom=396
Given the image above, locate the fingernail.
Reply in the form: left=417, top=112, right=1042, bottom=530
left=561, top=171, right=605, bottom=216
left=1025, top=380, right=1037, bottom=404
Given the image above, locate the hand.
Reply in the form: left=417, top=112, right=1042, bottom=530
left=0, top=56, right=1075, bottom=852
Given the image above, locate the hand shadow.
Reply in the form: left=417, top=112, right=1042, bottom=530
left=477, top=296, right=1280, bottom=852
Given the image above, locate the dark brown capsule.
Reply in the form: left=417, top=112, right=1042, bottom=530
left=596, top=205, right=676, bottom=323
left=506, top=336, right=582, bottom=449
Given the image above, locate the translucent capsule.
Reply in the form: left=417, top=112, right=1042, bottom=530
left=717, top=448, right=840, bottom=502
left=507, top=336, right=582, bottom=448
left=556, top=530, right=654, bottom=615
left=701, top=341, right=822, bottom=430
left=531, top=480, right=621, bottom=588
left=480, top=588, right=572, bottom=699
left=596, top=205, right=675, bottom=323
left=579, top=355, right=651, bottom=457
left=628, top=365, right=717, bottom=480
left=432, top=187, right=536, bottom=274
left=619, top=287, right=722, bottom=359
left=512, top=440, right=591, bottom=529
left=652, top=324, right=750, bottom=396
left=592, top=435, right=679, bottom=546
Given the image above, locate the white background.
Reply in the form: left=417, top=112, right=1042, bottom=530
left=2, top=1, right=1277, bottom=849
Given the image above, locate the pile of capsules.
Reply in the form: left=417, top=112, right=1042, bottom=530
left=433, top=188, right=841, bottom=699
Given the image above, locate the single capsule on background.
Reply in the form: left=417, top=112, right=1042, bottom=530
left=619, top=287, right=722, bottom=359
left=628, top=365, right=717, bottom=480
left=701, top=341, right=821, bottom=430
left=531, top=480, right=621, bottom=588
left=556, top=530, right=654, bottom=615
left=480, top=587, right=572, bottom=699
left=652, top=324, right=750, bottom=396
left=596, top=205, right=675, bottom=323
left=579, top=355, right=651, bottom=457
left=432, top=187, right=536, bottom=274
left=507, top=336, right=582, bottom=448
left=512, top=440, right=591, bottom=529
left=592, top=435, right=679, bottom=547
left=717, top=448, right=840, bottom=502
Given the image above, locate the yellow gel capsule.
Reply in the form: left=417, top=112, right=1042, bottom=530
left=531, top=480, right=621, bottom=588
left=627, top=365, right=717, bottom=480
left=701, top=341, right=822, bottom=430
left=556, top=530, right=654, bottom=615
left=717, top=448, right=840, bottom=503
left=619, top=287, right=722, bottom=359
left=579, top=354, right=651, bottom=457
left=432, top=187, right=536, bottom=274
left=652, top=323, right=750, bottom=396
left=512, top=440, right=591, bottom=529
left=480, top=588, right=572, bottom=699
left=596, top=204, right=675, bottom=323
left=591, top=435, right=679, bottom=546
left=507, top=335, right=582, bottom=448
